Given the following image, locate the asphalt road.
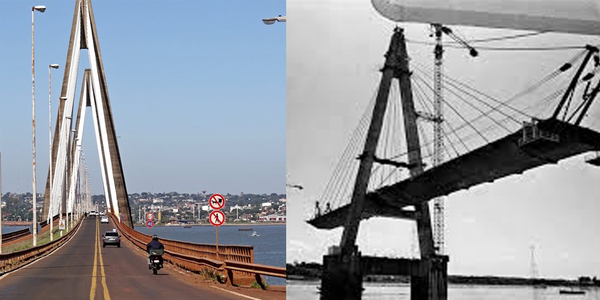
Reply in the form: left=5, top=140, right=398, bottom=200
left=0, top=217, right=243, bottom=300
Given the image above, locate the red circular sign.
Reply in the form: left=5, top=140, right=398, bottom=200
left=209, top=211, right=225, bottom=227
left=146, top=220, right=154, bottom=228
left=209, top=194, right=226, bottom=210
left=146, top=212, right=154, bottom=221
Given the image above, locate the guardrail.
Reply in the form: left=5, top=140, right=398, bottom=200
left=109, top=214, right=286, bottom=288
left=1, top=215, right=62, bottom=247
left=0, top=217, right=83, bottom=275
left=2, top=228, right=31, bottom=243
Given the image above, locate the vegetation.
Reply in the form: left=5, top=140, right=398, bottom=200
left=2, top=222, right=74, bottom=253
left=250, top=280, right=269, bottom=289
left=0, top=191, right=286, bottom=225
left=286, top=261, right=600, bottom=287
left=199, top=268, right=220, bottom=281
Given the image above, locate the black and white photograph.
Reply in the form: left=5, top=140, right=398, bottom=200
left=287, top=0, right=600, bottom=299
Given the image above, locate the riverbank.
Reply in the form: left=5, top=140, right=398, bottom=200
left=134, top=222, right=285, bottom=227
left=287, top=263, right=600, bottom=287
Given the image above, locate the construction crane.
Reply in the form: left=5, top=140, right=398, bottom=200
left=430, top=24, right=478, bottom=255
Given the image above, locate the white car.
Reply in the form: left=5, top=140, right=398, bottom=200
left=101, top=216, right=109, bottom=223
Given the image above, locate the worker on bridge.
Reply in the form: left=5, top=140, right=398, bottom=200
left=146, top=234, right=165, bottom=268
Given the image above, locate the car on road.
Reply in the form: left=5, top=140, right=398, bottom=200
left=89, top=211, right=97, bottom=216
left=102, top=230, right=121, bottom=248
left=100, top=216, right=109, bottom=223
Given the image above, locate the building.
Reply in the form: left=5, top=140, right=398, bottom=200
left=259, top=214, right=286, bottom=222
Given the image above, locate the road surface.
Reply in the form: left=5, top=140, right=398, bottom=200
left=0, top=217, right=245, bottom=299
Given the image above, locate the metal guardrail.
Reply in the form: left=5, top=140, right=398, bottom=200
left=2, top=228, right=31, bottom=243
left=109, top=214, right=286, bottom=288
left=0, top=217, right=83, bottom=275
left=1, top=215, right=61, bottom=247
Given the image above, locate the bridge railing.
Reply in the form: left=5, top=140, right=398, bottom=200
left=2, top=228, right=31, bottom=243
left=109, top=214, right=285, bottom=288
left=0, top=216, right=83, bottom=275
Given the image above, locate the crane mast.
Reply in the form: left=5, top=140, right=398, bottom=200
left=432, top=24, right=446, bottom=255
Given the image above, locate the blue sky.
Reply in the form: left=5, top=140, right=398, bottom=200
left=0, top=0, right=286, bottom=195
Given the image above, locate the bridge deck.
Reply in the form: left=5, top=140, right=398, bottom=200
left=308, top=119, right=600, bottom=229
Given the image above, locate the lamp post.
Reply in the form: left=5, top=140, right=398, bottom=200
left=262, top=15, right=286, bottom=25
left=31, top=5, right=46, bottom=247
left=48, top=63, right=58, bottom=241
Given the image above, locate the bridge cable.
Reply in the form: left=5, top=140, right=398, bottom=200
left=412, top=72, right=490, bottom=143
left=411, top=60, right=531, bottom=121
left=412, top=77, right=470, bottom=156
left=412, top=76, right=457, bottom=158
left=319, top=91, right=376, bottom=210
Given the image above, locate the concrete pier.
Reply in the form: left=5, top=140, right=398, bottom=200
left=320, top=252, right=449, bottom=299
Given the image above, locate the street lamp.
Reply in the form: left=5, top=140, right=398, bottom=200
left=48, top=64, right=58, bottom=241
left=262, top=15, right=286, bottom=25
left=31, top=4, right=46, bottom=247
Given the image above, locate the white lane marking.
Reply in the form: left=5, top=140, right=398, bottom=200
left=210, top=286, right=263, bottom=300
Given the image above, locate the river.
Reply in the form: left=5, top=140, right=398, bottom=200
left=287, top=281, right=600, bottom=299
left=136, top=224, right=286, bottom=286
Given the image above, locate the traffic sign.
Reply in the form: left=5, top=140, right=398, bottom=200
left=209, top=211, right=225, bottom=227
left=209, top=194, right=225, bottom=210
left=146, top=220, right=154, bottom=228
left=59, top=219, right=65, bottom=230
left=146, top=212, right=154, bottom=221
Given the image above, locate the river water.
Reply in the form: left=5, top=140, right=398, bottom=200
left=136, top=224, right=286, bottom=286
left=1, top=226, right=30, bottom=234
left=287, top=281, right=600, bottom=299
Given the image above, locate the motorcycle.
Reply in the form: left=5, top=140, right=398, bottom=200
left=148, top=248, right=164, bottom=275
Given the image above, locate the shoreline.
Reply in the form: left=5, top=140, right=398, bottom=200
left=134, top=222, right=286, bottom=227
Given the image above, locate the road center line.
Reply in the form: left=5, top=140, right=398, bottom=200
left=98, top=221, right=111, bottom=300
left=90, top=218, right=98, bottom=300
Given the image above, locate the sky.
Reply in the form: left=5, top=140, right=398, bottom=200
left=287, top=0, right=600, bottom=279
left=0, top=0, right=286, bottom=195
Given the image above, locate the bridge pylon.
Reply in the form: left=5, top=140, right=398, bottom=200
left=42, top=0, right=133, bottom=228
left=319, top=27, right=447, bottom=300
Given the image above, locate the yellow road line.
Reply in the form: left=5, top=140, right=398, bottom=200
left=98, top=222, right=111, bottom=300
left=90, top=217, right=111, bottom=300
left=90, top=218, right=98, bottom=300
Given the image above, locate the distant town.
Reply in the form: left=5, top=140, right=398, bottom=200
left=0, top=192, right=286, bottom=225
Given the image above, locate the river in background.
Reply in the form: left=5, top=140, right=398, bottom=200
left=2, top=225, right=31, bottom=234
left=288, top=281, right=600, bottom=300
left=136, top=224, right=286, bottom=286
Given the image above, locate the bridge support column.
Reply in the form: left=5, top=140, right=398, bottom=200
left=410, top=255, right=448, bottom=300
left=320, top=250, right=363, bottom=300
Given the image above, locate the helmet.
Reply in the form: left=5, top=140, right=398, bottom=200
left=152, top=235, right=158, bottom=241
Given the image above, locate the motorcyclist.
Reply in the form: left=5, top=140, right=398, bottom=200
left=146, top=234, right=165, bottom=268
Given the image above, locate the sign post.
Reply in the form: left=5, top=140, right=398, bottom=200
left=146, top=220, right=154, bottom=235
left=209, top=211, right=225, bottom=259
left=209, top=194, right=226, bottom=260
left=146, top=213, right=154, bottom=235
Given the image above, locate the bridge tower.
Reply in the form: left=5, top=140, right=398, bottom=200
left=42, top=0, right=134, bottom=228
left=319, top=27, right=448, bottom=300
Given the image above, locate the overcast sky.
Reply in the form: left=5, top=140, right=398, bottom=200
left=287, top=0, right=600, bottom=279
left=0, top=0, right=285, bottom=195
